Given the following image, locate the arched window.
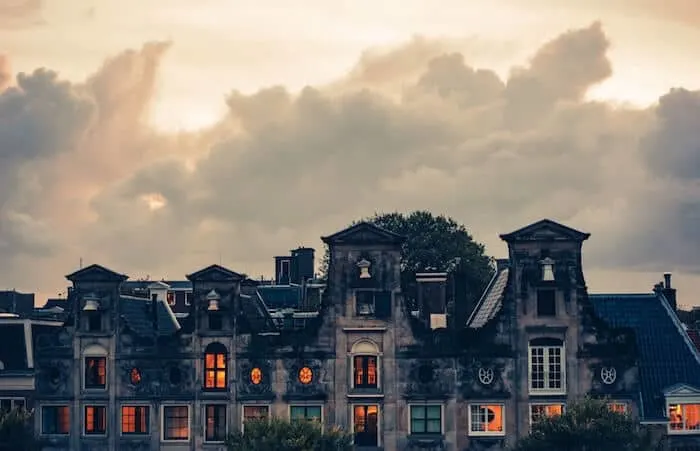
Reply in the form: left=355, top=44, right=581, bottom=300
left=204, top=343, right=227, bottom=390
left=528, top=338, right=565, bottom=394
left=83, top=344, right=107, bottom=390
left=351, top=340, right=379, bottom=389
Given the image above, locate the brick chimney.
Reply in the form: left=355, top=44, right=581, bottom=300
left=662, top=272, right=677, bottom=311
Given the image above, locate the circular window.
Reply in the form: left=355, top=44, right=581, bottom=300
left=601, top=367, right=617, bottom=385
left=130, top=367, right=142, bottom=385
left=478, top=367, right=495, bottom=385
left=169, top=367, right=181, bottom=385
left=250, top=367, right=263, bottom=385
left=298, top=367, right=313, bottom=384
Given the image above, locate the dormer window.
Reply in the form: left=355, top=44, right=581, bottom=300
left=541, top=257, right=555, bottom=281
left=357, top=259, right=372, bottom=279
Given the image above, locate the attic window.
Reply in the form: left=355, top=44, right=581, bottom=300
left=357, top=259, right=372, bottom=279
left=541, top=257, right=555, bottom=281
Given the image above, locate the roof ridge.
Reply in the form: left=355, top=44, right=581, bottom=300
left=658, top=292, right=700, bottom=368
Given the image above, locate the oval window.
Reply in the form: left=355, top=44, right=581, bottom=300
left=298, top=367, right=313, bottom=385
left=250, top=367, right=263, bottom=385
left=130, top=367, right=142, bottom=385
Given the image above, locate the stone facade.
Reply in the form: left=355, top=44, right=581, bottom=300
left=21, top=219, right=700, bottom=450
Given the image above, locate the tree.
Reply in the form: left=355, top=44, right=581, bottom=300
left=321, top=211, right=493, bottom=311
left=0, top=408, right=40, bottom=451
left=226, top=418, right=352, bottom=451
left=511, top=397, right=657, bottom=451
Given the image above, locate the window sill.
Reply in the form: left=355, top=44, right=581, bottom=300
left=528, top=390, right=567, bottom=396
left=667, top=430, right=700, bottom=435
left=468, top=432, right=506, bottom=437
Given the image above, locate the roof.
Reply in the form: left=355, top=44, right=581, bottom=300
left=590, top=293, right=700, bottom=421
left=65, top=264, right=128, bottom=283
left=499, top=219, right=590, bottom=243
left=321, top=221, right=406, bottom=245
left=0, top=323, right=28, bottom=371
left=687, top=329, right=700, bottom=353
left=467, top=267, right=510, bottom=329
left=119, top=295, right=180, bottom=337
left=186, top=264, right=245, bottom=282
left=257, top=285, right=302, bottom=310
left=239, top=293, right=278, bottom=333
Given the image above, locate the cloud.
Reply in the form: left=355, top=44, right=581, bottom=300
left=0, top=0, right=44, bottom=28
left=1, top=22, right=700, bottom=299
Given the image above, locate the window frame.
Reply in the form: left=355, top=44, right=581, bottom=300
left=167, top=291, right=175, bottom=306
left=203, top=343, right=228, bottom=391
left=608, top=402, right=629, bottom=415
left=352, top=403, right=382, bottom=447
left=204, top=403, right=228, bottom=443
left=83, top=404, right=108, bottom=436
left=289, top=404, right=324, bottom=428
left=467, top=403, right=505, bottom=437
left=529, top=403, right=566, bottom=426
left=528, top=338, right=566, bottom=395
left=241, top=404, right=271, bottom=431
left=160, top=404, right=191, bottom=443
left=40, top=404, right=70, bottom=436
left=82, top=345, right=108, bottom=391
left=184, top=292, right=192, bottom=306
left=667, top=401, right=700, bottom=434
left=408, top=403, right=443, bottom=436
left=120, top=404, right=150, bottom=436
left=0, top=398, right=25, bottom=412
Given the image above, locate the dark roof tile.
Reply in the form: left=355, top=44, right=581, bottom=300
left=120, top=296, right=180, bottom=337
left=257, top=285, right=302, bottom=309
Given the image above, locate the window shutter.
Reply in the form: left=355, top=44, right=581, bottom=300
left=374, top=292, right=392, bottom=319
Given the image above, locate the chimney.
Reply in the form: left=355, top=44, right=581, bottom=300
left=291, top=247, right=315, bottom=285
left=150, top=294, right=159, bottom=333
left=662, top=272, right=677, bottom=311
left=495, top=258, right=510, bottom=272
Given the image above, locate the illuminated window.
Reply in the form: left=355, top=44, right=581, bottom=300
left=205, top=405, right=226, bottom=442
left=528, top=338, right=565, bottom=394
left=129, top=368, right=142, bottom=385
left=410, top=405, right=442, bottom=435
left=250, top=367, right=263, bottom=385
left=354, top=356, right=378, bottom=389
left=41, top=405, right=70, bottom=435
left=530, top=404, right=565, bottom=425
left=354, top=405, right=379, bottom=446
left=84, top=405, right=107, bottom=435
left=162, top=405, right=189, bottom=441
left=243, top=405, right=270, bottom=431
left=167, top=292, right=175, bottom=306
left=204, top=343, right=227, bottom=390
left=469, top=404, right=504, bottom=436
left=608, top=402, right=628, bottom=414
left=668, top=403, right=700, bottom=433
left=290, top=405, right=322, bottom=425
left=121, top=406, right=149, bottom=434
left=84, top=357, right=107, bottom=389
left=298, top=367, right=313, bottom=385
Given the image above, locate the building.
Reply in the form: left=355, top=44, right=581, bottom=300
left=14, top=219, right=700, bottom=450
left=0, top=290, right=35, bottom=316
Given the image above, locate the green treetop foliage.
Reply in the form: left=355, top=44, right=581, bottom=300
left=0, top=408, right=40, bottom=451
left=511, top=397, right=657, bottom=451
left=225, top=418, right=352, bottom=451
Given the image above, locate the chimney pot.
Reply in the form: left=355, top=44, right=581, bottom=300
left=664, top=273, right=672, bottom=289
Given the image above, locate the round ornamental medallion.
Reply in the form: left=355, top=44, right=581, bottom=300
left=478, top=367, right=495, bottom=385
left=600, top=367, right=617, bottom=385
left=298, top=367, right=313, bottom=385
left=250, top=367, right=262, bottom=385
left=129, top=367, right=142, bottom=385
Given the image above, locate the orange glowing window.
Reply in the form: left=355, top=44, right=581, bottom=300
left=204, top=344, right=228, bottom=390
left=129, top=368, right=142, bottom=385
left=121, top=406, right=149, bottom=434
left=530, top=404, right=564, bottom=425
left=250, top=367, right=262, bottom=385
left=668, top=403, right=700, bottom=432
left=298, top=367, right=313, bottom=385
left=84, top=357, right=107, bottom=389
left=469, top=404, right=504, bottom=435
left=84, top=405, right=107, bottom=435
left=608, top=403, right=628, bottom=414
left=354, top=356, right=377, bottom=388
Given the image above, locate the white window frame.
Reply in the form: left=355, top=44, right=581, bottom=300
left=0, top=398, right=25, bottom=411
left=82, top=404, right=108, bottom=437
left=288, top=404, right=324, bottom=428
left=666, top=401, right=700, bottom=434
left=160, top=404, right=191, bottom=443
left=39, top=404, right=70, bottom=436
left=351, top=403, right=382, bottom=447
left=467, top=403, right=505, bottom=437
left=184, top=292, right=192, bottom=306
left=350, top=340, right=381, bottom=390
left=203, top=403, right=228, bottom=443
left=408, top=403, right=443, bottom=436
left=528, top=341, right=566, bottom=395
left=119, top=404, right=150, bottom=436
left=529, top=403, right=566, bottom=426
left=82, top=344, right=108, bottom=391
left=241, top=404, right=271, bottom=431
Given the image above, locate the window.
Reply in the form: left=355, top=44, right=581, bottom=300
left=528, top=338, right=565, bottom=394
left=469, top=404, right=504, bottom=436
left=298, top=367, right=313, bottom=385
left=250, top=367, right=263, bottom=385
left=410, top=405, right=442, bottom=435
left=608, top=402, right=628, bottom=414
left=290, top=405, right=322, bottom=425
left=541, top=257, right=555, bottom=281
left=162, top=405, right=189, bottom=441
left=121, top=406, right=149, bottom=434
left=84, top=405, right=107, bottom=435
left=0, top=398, right=25, bottom=412
left=204, top=343, right=227, bottom=390
left=209, top=313, right=223, bottom=330
left=354, top=356, right=378, bottom=389
left=355, top=290, right=392, bottom=318
left=354, top=405, right=379, bottom=446
left=86, top=312, right=101, bottom=332
left=205, top=405, right=227, bottom=442
left=167, top=292, right=175, bottom=306
left=41, top=405, right=70, bottom=435
left=84, top=357, right=107, bottom=389
left=185, top=292, right=192, bottom=306
left=129, top=368, right=142, bottom=385
left=280, top=260, right=290, bottom=282
left=530, top=404, right=565, bottom=424
left=536, top=290, right=556, bottom=317
left=243, top=405, right=270, bottom=430
left=668, top=403, right=700, bottom=433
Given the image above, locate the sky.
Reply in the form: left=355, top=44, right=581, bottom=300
left=2, top=0, right=700, bottom=306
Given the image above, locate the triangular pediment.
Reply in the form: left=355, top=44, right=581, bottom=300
left=499, top=219, right=590, bottom=243
left=65, top=264, right=128, bottom=283
left=664, top=383, right=700, bottom=397
left=186, top=264, right=245, bottom=282
left=321, top=221, right=406, bottom=246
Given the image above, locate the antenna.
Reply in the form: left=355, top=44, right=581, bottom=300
left=79, top=257, right=83, bottom=269
left=219, top=251, right=222, bottom=266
